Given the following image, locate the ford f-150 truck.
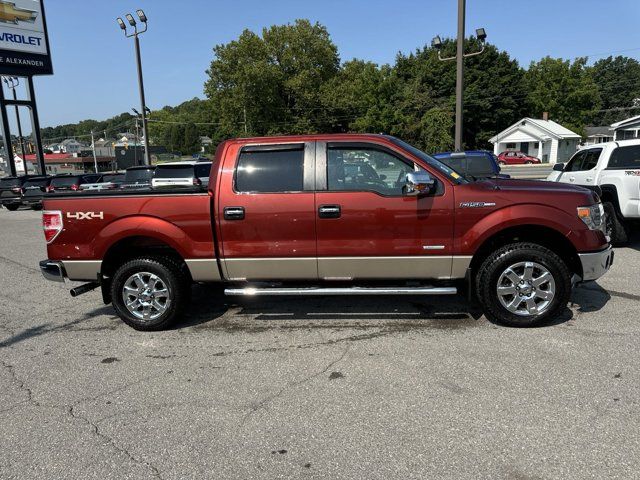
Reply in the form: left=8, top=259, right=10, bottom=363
left=39, top=134, right=613, bottom=330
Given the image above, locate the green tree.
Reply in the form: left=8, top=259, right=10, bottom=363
left=590, top=55, right=640, bottom=125
left=419, top=108, right=454, bottom=152
left=204, top=19, right=340, bottom=136
left=524, top=56, right=601, bottom=132
left=183, top=122, right=200, bottom=155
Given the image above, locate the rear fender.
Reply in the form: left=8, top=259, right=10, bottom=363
left=93, top=215, right=192, bottom=259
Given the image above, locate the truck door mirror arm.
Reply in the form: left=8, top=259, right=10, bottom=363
left=553, top=163, right=566, bottom=172
left=404, top=172, right=435, bottom=196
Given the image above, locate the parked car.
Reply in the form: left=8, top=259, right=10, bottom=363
left=546, top=139, right=640, bottom=244
left=151, top=161, right=212, bottom=190
left=45, top=174, right=102, bottom=194
left=21, top=176, right=52, bottom=210
left=432, top=150, right=510, bottom=180
left=120, top=166, right=156, bottom=190
left=39, top=134, right=612, bottom=331
left=80, top=173, right=125, bottom=191
left=497, top=151, right=542, bottom=165
left=0, top=175, right=31, bottom=211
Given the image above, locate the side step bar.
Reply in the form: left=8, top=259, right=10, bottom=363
left=224, top=286, right=457, bottom=296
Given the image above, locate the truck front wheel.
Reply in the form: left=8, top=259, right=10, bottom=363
left=111, top=256, right=190, bottom=331
left=603, top=201, right=628, bottom=245
left=476, top=243, right=571, bottom=327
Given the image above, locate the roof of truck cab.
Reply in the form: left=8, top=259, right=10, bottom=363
left=226, top=133, right=390, bottom=144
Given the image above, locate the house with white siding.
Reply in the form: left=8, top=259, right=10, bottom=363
left=610, top=114, right=640, bottom=140
left=489, top=118, right=580, bottom=164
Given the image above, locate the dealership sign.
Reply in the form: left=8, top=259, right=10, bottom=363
left=0, top=0, right=52, bottom=75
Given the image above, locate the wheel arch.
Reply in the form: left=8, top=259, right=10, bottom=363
left=469, top=224, right=582, bottom=280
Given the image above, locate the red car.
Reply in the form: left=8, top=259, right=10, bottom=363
left=39, top=134, right=611, bottom=330
left=497, top=151, right=542, bottom=165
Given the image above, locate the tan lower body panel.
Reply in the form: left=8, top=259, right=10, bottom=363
left=222, top=256, right=472, bottom=281
left=223, top=258, right=318, bottom=281
left=185, top=259, right=222, bottom=282
left=318, top=256, right=460, bottom=280
left=62, top=260, right=102, bottom=281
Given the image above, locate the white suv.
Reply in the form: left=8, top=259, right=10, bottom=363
left=547, top=139, right=640, bottom=244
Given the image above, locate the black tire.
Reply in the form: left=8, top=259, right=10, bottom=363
left=30, top=204, right=43, bottom=211
left=110, top=256, right=190, bottom=331
left=4, top=204, right=19, bottom=211
left=603, top=201, right=628, bottom=245
left=476, top=242, right=571, bottom=327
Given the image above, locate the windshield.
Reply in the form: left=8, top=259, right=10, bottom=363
left=23, top=178, right=49, bottom=187
left=51, top=176, right=80, bottom=187
left=0, top=177, right=22, bottom=187
left=154, top=165, right=195, bottom=179
left=385, top=136, right=469, bottom=184
left=101, top=174, right=124, bottom=182
left=125, top=168, right=155, bottom=182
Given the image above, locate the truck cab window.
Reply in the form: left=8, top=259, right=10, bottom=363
left=327, top=148, right=417, bottom=195
left=236, top=147, right=304, bottom=193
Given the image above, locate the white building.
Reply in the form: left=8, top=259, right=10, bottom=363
left=583, top=126, right=614, bottom=146
left=610, top=114, right=640, bottom=140
left=489, top=118, right=580, bottom=164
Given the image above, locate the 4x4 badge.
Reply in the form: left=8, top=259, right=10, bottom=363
left=66, top=212, right=104, bottom=220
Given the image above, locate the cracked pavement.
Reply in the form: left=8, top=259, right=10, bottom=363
left=1, top=208, right=639, bottom=479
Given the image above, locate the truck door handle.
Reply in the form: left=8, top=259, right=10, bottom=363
left=224, top=206, right=245, bottom=220
left=586, top=177, right=593, bottom=182
left=318, top=205, right=341, bottom=219
left=569, top=177, right=575, bottom=182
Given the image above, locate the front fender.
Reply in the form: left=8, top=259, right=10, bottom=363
left=457, top=204, right=582, bottom=254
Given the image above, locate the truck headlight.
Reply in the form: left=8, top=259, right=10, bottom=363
left=577, top=203, right=605, bottom=231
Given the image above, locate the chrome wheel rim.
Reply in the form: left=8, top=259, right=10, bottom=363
left=122, top=272, right=171, bottom=321
left=496, top=261, right=555, bottom=316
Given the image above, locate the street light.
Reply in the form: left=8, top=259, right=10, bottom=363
left=116, top=9, right=151, bottom=166
left=432, top=0, right=487, bottom=151
left=2, top=76, right=28, bottom=169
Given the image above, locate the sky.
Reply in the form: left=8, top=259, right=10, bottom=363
left=9, top=0, right=640, bottom=130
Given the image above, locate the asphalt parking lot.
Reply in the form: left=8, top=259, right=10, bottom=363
left=1, top=207, right=639, bottom=479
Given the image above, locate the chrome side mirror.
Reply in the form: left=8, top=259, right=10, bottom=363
left=552, top=163, right=565, bottom=172
left=404, top=171, right=435, bottom=196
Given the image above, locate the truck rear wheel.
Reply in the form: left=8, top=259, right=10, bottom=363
left=476, top=243, right=571, bottom=327
left=603, top=201, right=628, bottom=245
left=111, top=256, right=190, bottom=331
left=4, top=204, right=19, bottom=211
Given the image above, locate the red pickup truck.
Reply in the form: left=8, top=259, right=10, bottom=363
left=39, top=134, right=613, bottom=330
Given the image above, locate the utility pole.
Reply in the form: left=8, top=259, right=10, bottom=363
left=243, top=105, right=248, bottom=135
left=431, top=2, right=487, bottom=152
left=454, top=0, right=465, bottom=152
left=117, top=10, right=151, bottom=166
left=90, top=130, right=98, bottom=173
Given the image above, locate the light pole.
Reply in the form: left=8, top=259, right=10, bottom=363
left=117, top=9, right=151, bottom=166
left=2, top=76, right=28, bottom=169
left=432, top=0, right=487, bottom=151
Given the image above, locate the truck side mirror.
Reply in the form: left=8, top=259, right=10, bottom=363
left=404, top=171, right=435, bottom=196
left=553, top=163, right=565, bottom=172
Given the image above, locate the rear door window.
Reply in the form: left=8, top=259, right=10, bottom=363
left=235, top=146, right=304, bottom=193
left=608, top=145, right=640, bottom=169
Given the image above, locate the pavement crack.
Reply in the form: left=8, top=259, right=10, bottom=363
left=66, top=405, right=164, bottom=479
left=241, top=344, right=350, bottom=425
left=0, top=360, right=37, bottom=411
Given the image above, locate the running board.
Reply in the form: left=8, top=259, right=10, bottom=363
left=224, top=286, right=457, bottom=296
